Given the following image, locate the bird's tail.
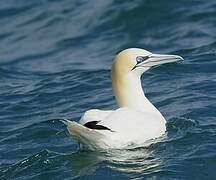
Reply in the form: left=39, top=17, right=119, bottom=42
left=61, top=119, right=108, bottom=150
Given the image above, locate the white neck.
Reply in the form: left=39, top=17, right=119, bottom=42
left=112, top=70, right=157, bottom=112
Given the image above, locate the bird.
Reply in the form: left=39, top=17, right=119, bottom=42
left=62, top=48, right=183, bottom=150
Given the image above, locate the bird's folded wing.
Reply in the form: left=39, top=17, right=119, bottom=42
left=79, top=109, right=113, bottom=125
left=62, top=119, right=108, bottom=149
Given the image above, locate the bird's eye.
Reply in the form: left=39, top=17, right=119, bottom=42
left=136, top=56, right=149, bottom=64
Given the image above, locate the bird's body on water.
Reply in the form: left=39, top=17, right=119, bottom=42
left=63, top=48, right=183, bottom=150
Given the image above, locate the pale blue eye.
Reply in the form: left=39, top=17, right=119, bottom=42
left=136, top=56, right=149, bottom=64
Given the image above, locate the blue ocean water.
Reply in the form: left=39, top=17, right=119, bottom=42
left=0, top=0, right=216, bottom=179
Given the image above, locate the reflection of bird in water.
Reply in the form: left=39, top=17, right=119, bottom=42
left=68, top=144, right=164, bottom=177
left=63, top=48, right=183, bottom=150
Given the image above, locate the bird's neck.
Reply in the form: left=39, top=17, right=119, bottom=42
left=112, top=71, right=155, bottom=112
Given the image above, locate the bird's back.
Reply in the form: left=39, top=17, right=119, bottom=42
left=97, top=107, right=166, bottom=146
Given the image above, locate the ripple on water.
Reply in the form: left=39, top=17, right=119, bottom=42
left=0, top=0, right=216, bottom=179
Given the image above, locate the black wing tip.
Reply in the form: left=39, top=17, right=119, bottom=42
left=84, top=121, right=112, bottom=131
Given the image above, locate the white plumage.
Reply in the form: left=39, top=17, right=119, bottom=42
left=63, top=48, right=183, bottom=150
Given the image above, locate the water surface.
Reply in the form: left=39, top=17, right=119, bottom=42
left=0, top=0, right=216, bottom=179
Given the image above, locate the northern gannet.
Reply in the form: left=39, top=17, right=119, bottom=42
left=63, top=48, right=183, bottom=150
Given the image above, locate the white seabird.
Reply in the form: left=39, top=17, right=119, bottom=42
left=63, top=48, right=183, bottom=150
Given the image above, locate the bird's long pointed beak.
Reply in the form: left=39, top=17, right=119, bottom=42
left=140, top=53, right=184, bottom=67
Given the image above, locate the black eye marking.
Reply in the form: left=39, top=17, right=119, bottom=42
left=136, top=56, right=149, bottom=64
left=131, top=55, right=150, bottom=71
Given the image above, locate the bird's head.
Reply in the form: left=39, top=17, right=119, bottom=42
left=112, top=48, right=183, bottom=77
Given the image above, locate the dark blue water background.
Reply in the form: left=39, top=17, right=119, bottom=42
left=0, top=0, right=216, bottom=179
